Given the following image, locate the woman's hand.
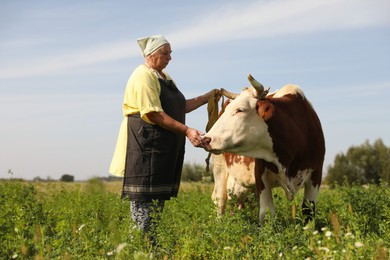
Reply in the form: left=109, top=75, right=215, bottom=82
left=200, top=89, right=222, bottom=104
left=185, top=127, right=206, bottom=147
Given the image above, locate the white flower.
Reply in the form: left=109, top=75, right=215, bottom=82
left=325, top=231, right=332, bottom=237
left=77, top=224, right=86, bottom=233
left=313, top=230, right=318, bottom=235
left=303, top=225, right=309, bottom=231
left=116, top=243, right=128, bottom=254
left=321, top=227, right=327, bottom=231
left=107, top=251, right=114, bottom=256
left=12, top=254, right=18, bottom=259
left=355, top=242, right=364, bottom=248
left=319, top=247, right=330, bottom=252
left=223, top=246, right=231, bottom=250
left=345, top=232, right=352, bottom=237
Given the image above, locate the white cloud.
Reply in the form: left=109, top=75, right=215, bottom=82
left=0, top=41, right=137, bottom=79
left=0, top=0, right=389, bottom=79
left=169, top=0, right=390, bottom=47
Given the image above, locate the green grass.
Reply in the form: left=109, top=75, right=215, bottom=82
left=0, top=180, right=389, bottom=259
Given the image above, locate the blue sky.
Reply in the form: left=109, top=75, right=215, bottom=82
left=1, top=0, right=389, bottom=180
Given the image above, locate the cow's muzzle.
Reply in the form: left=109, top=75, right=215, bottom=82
left=202, top=137, right=223, bottom=154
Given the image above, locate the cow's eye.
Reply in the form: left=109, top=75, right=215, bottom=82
left=235, top=108, right=244, bottom=114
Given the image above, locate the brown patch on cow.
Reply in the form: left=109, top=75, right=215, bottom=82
left=254, top=159, right=278, bottom=196
left=257, top=100, right=274, bottom=121
left=258, top=94, right=325, bottom=189
left=224, top=153, right=254, bottom=171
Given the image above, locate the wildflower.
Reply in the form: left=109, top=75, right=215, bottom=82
left=77, top=224, right=86, bottom=233
left=345, top=232, right=352, bottom=237
left=325, top=231, right=332, bottom=237
left=321, top=227, right=327, bottom=231
left=303, top=225, right=309, bottom=231
left=355, top=242, right=363, bottom=248
left=319, top=247, right=330, bottom=252
left=313, top=230, right=318, bottom=235
left=12, top=254, right=18, bottom=259
left=116, top=243, right=127, bottom=254
left=342, top=249, right=346, bottom=253
left=223, top=246, right=231, bottom=250
left=279, top=253, right=283, bottom=257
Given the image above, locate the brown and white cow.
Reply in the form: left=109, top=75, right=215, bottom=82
left=211, top=148, right=256, bottom=216
left=210, top=100, right=256, bottom=216
left=204, top=75, right=325, bottom=225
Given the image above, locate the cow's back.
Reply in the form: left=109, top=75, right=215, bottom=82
left=262, top=85, right=325, bottom=186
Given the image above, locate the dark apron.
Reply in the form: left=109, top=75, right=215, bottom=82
left=121, top=78, right=186, bottom=201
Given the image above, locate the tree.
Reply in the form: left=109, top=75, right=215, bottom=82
left=60, top=174, right=74, bottom=182
left=181, top=163, right=212, bottom=182
left=326, top=138, right=390, bottom=186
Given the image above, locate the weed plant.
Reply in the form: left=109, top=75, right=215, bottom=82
left=0, top=180, right=389, bottom=259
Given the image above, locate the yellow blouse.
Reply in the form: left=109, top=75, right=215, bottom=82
left=109, top=65, right=173, bottom=176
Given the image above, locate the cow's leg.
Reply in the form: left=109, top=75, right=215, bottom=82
left=212, top=176, right=228, bottom=216
left=211, top=154, right=229, bottom=216
left=302, top=180, right=319, bottom=223
left=236, top=189, right=249, bottom=210
left=227, top=176, right=251, bottom=212
left=259, top=185, right=275, bottom=226
left=211, top=154, right=228, bottom=216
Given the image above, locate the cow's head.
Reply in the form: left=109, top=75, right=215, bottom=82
left=203, top=75, right=276, bottom=161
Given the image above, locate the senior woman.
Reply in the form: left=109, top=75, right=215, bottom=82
left=109, top=35, right=219, bottom=239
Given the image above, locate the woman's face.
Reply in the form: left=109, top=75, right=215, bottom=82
left=148, top=43, right=172, bottom=72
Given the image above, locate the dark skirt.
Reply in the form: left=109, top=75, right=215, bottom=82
left=121, top=114, right=185, bottom=201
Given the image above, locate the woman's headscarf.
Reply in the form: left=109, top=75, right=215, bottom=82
left=137, top=35, right=169, bottom=57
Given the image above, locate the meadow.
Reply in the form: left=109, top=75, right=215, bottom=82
left=1, top=179, right=389, bottom=259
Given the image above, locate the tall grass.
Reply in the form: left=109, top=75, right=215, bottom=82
left=0, top=180, right=389, bottom=259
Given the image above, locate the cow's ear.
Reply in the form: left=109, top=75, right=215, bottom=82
left=257, top=100, right=274, bottom=121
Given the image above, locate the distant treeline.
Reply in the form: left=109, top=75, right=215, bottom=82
left=3, top=163, right=212, bottom=183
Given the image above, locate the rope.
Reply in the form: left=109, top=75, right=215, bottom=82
left=204, top=89, right=224, bottom=172
left=205, top=89, right=222, bottom=132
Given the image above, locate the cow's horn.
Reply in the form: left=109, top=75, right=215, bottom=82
left=221, top=88, right=239, bottom=99
left=248, top=74, right=265, bottom=97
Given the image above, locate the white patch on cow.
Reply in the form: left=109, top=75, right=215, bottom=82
left=304, top=179, right=320, bottom=203
left=258, top=168, right=314, bottom=225
left=259, top=177, right=275, bottom=225
left=273, top=84, right=305, bottom=99
left=285, top=169, right=313, bottom=200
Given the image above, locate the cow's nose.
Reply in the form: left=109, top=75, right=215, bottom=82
left=202, top=136, right=211, bottom=145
